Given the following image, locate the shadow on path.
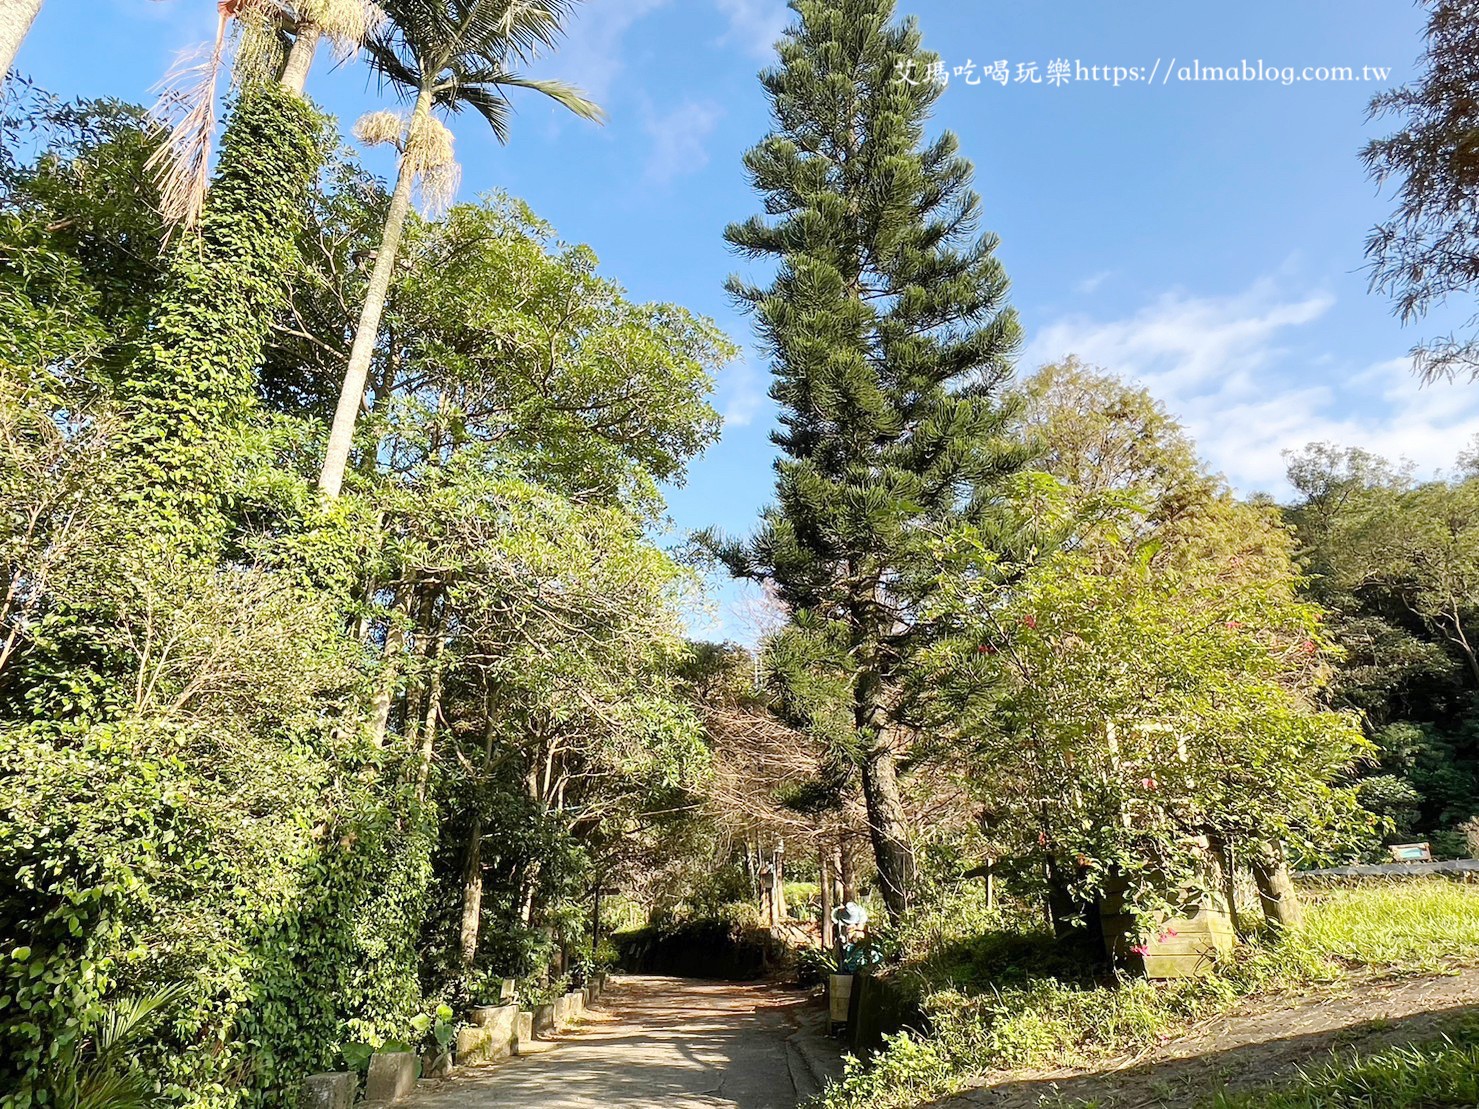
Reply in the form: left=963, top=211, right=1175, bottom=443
left=407, top=975, right=836, bottom=1109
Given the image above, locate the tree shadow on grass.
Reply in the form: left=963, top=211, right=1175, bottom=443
left=937, top=998, right=1479, bottom=1109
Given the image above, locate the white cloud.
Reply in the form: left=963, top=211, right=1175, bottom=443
left=1075, top=270, right=1114, bottom=295
left=1024, top=277, right=1479, bottom=494
left=719, top=357, right=769, bottom=428
left=643, top=98, right=723, bottom=184
left=539, top=0, right=670, bottom=103
left=714, top=0, right=789, bottom=60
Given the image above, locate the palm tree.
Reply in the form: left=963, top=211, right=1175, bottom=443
left=0, top=0, right=42, bottom=83
left=281, top=0, right=385, bottom=93
left=0, top=0, right=361, bottom=92
left=149, top=1, right=381, bottom=228
left=315, top=0, right=602, bottom=498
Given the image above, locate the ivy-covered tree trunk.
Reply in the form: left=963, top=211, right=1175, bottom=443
left=118, top=84, right=320, bottom=541
left=721, top=0, right=1023, bottom=919
left=0, top=0, right=41, bottom=83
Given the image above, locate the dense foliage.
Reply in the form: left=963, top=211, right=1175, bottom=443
left=1283, top=441, right=1479, bottom=855
left=923, top=365, right=1372, bottom=928
left=5, top=3, right=1477, bottom=1109
left=0, top=73, right=726, bottom=1108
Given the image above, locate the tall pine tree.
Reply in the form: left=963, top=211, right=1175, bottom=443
left=722, top=0, right=1026, bottom=916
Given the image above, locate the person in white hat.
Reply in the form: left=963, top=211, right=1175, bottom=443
left=832, top=902, right=873, bottom=971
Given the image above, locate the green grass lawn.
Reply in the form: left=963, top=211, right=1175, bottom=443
left=1280, top=880, right=1479, bottom=974
left=815, top=879, right=1479, bottom=1109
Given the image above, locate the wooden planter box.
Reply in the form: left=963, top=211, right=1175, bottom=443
left=1099, top=881, right=1234, bottom=979
left=828, top=973, right=853, bottom=1026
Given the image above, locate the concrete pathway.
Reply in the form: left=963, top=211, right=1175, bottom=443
left=405, top=976, right=843, bottom=1109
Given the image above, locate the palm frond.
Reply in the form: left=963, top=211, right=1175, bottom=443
left=145, top=10, right=233, bottom=231
left=146, top=0, right=298, bottom=231
left=451, top=71, right=601, bottom=136
left=363, top=0, right=601, bottom=178
left=232, top=3, right=288, bottom=87
left=457, top=0, right=580, bottom=63
left=451, top=83, right=512, bottom=142
left=93, top=985, right=187, bottom=1066
left=75, top=1068, right=153, bottom=1109
left=364, top=30, right=428, bottom=101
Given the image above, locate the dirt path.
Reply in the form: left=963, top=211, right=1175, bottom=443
left=404, top=976, right=842, bottom=1109
left=937, top=967, right=1479, bottom=1108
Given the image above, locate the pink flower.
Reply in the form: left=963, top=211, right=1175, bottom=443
left=1224, top=620, right=1244, bottom=630
left=1130, top=943, right=1149, bottom=956
left=1158, top=927, right=1178, bottom=941
left=1141, top=777, right=1158, bottom=791
left=1300, top=639, right=1318, bottom=655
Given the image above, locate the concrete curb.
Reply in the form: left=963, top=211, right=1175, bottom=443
left=294, top=980, right=614, bottom=1105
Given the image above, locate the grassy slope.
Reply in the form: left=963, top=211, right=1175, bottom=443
left=1210, top=1017, right=1479, bottom=1107
left=816, top=880, right=1479, bottom=1109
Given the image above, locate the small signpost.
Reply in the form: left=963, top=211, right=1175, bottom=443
left=1389, top=842, right=1433, bottom=863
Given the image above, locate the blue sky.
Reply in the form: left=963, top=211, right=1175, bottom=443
left=14, top=0, right=1475, bottom=642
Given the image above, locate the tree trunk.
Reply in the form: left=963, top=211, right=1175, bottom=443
left=855, top=637, right=918, bottom=918
left=1044, top=855, right=1085, bottom=939
left=518, top=867, right=539, bottom=927
left=368, top=589, right=411, bottom=747
left=458, top=709, right=498, bottom=969
left=759, top=860, right=774, bottom=925
left=860, top=738, right=916, bottom=918
left=1251, top=841, right=1303, bottom=929
left=0, top=0, right=42, bottom=83
left=771, top=844, right=786, bottom=928
left=403, top=585, right=439, bottom=749
left=279, top=21, right=321, bottom=95
left=818, top=847, right=833, bottom=952
left=318, top=86, right=432, bottom=498
left=838, top=840, right=856, bottom=904
left=1206, top=833, right=1242, bottom=933
left=413, top=601, right=447, bottom=802
left=458, top=810, right=484, bottom=969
